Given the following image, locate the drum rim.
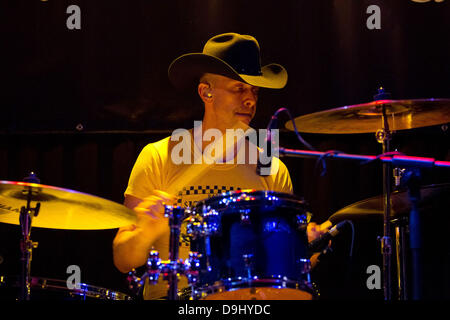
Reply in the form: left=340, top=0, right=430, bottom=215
left=0, top=275, right=132, bottom=300
left=190, top=277, right=316, bottom=299
left=192, top=189, right=307, bottom=211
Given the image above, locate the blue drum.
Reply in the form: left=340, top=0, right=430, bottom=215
left=185, top=190, right=315, bottom=300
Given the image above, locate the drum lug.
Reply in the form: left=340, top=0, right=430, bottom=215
left=240, top=209, right=251, bottom=224
left=186, top=214, right=204, bottom=238
left=298, top=258, right=311, bottom=274
left=298, top=258, right=312, bottom=284
left=242, top=254, right=254, bottom=279
left=184, top=251, right=201, bottom=284
left=127, top=269, right=144, bottom=294
left=296, top=214, right=308, bottom=229
left=146, top=250, right=162, bottom=284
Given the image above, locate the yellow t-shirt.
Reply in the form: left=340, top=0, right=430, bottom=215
left=124, top=133, right=293, bottom=299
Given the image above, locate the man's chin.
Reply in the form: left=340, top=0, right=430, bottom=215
left=232, top=119, right=252, bottom=130
left=234, top=116, right=252, bottom=126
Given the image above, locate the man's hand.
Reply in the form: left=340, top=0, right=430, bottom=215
left=307, top=220, right=332, bottom=243
left=132, top=190, right=177, bottom=238
left=113, top=190, right=177, bottom=273
left=307, top=220, right=332, bottom=269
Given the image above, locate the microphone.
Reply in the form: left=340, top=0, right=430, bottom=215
left=308, top=220, right=350, bottom=252
left=256, top=115, right=278, bottom=176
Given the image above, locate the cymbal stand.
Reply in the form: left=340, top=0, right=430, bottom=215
left=372, top=87, right=393, bottom=301
left=19, top=173, right=41, bottom=301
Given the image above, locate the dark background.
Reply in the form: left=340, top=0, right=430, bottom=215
left=0, top=0, right=449, bottom=300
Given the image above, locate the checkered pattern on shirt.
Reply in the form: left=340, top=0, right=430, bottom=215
left=176, top=185, right=241, bottom=207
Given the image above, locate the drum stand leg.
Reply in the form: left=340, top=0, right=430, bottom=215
left=394, top=218, right=408, bottom=300
left=18, top=174, right=41, bottom=301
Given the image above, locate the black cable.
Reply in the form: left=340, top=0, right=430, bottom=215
left=314, top=150, right=345, bottom=177
left=270, top=107, right=316, bottom=151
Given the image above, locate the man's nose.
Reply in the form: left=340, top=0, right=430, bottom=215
left=243, top=90, right=257, bottom=109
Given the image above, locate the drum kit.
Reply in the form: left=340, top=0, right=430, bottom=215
left=0, top=91, right=449, bottom=301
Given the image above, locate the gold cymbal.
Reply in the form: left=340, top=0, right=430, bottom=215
left=0, top=181, right=136, bottom=230
left=329, top=183, right=450, bottom=223
left=285, top=98, right=450, bottom=134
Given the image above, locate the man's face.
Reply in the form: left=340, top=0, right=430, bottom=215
left=206, top=74, right=259, bottom=129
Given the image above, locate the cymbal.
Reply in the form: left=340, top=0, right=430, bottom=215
left=0, top=181, right=136, bottom=230
left=285, top=98, right=450, bottom=134
left=329, top=183, right=450, bottom=223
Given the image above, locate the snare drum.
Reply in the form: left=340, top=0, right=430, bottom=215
left=0, top=276, right=132, bottom=300
left=185, top=190, right=316, bottom=300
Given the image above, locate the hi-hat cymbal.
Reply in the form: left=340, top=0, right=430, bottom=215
left=285, top=98, right=450, bottom=134
left=329, top=183, right=450, bottom=223
left=0, top=181, right=136, bottom=230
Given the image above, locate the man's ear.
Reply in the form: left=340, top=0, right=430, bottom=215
left=198, top=82, right=213, bottom=103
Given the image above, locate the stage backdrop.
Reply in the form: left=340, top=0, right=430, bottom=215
left=1, top=0, right=449, bottom=299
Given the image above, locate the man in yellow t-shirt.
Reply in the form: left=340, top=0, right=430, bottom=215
left=112, top=33, right=331, bottom=299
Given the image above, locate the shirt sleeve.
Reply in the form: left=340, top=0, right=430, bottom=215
left=269, top=157, right=293, bottom=194
left=124, top=142, right=165, bottom=200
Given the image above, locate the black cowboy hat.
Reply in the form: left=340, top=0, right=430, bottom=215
left=168, top=33, right=288, bottom=90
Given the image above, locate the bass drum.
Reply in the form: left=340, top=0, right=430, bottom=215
left=186, top=190, right=316, bottom=300
left=0, top=276, right=132, bottom=300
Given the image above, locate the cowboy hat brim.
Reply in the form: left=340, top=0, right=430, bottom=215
left=168, top=53, right=288, bottom=91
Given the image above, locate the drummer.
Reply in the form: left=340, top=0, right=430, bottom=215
left=113, top=33, right=331, bottom=299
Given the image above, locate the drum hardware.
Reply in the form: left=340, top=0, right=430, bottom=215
left=166, top=206, right=184, bottom=300
left=187, top=190, right=315, bottom=300
left=402, top=168, right=423, bottom=300
left=1, top=276, right=132, bottom=301
left=128, top=206, right=203, bottom=300
left=392, top=216, right=409, bottom=300
left=329, top=182, right=450, bottom=299
left=127, top=248, right=202, bottom=299
left=240, top=209, right=251, bottom=224
left=242, top=254, right=254, bottom=280
left=298, top=259, right=312, bottom=284
left=136, top=190, right=316, bottom=300
left=19, top=172, right=41, bottom=301
left=393, top=166, right=406, bottom=189
left=279, top=150, right=449, bottom=300
left=283, top=94, right=450, bottom=299
left=372, top=87, right=394, bottom=301
left=0, top=175, right=137, bottom=300
left=285, top=98, right=450, bottom=134
left=0, top=180, right=137, bottom=230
